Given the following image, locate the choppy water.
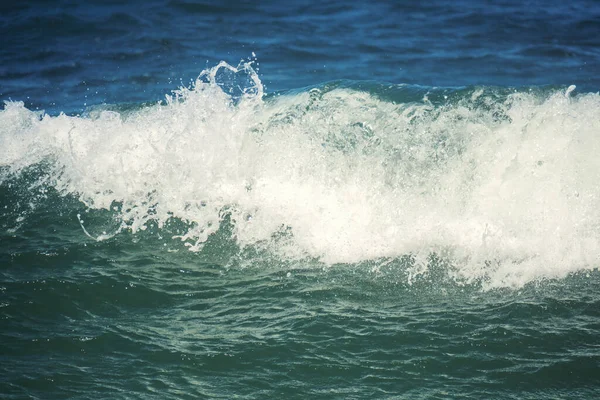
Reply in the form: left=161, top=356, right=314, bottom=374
left=2, top=1, right=600, bottom=399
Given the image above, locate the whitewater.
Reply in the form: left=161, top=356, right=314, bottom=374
left=2, top=61, right=599, bottom=289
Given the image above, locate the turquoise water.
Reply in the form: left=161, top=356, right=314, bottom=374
left=2, top=1, right=600, bottom=398
left=3, top=242, right=600, bottom=398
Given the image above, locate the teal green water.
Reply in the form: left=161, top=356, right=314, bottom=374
left=3, top=239, right=600, bottom=398
left=2, top=169, right=600, bottom=399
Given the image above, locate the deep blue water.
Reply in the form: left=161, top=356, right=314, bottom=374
left=2, top=1, right=600, bottom=399
left=2, top=0, right=600, bottom=113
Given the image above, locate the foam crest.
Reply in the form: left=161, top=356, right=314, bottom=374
left=1, top=62, right=600, bottom=288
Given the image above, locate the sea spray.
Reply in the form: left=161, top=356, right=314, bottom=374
left=1, top=62, right=600, bottom=288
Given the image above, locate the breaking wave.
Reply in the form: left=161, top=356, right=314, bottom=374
left=2, top=61, right=600, bottom=288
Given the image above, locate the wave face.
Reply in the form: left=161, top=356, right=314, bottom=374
left=2, top=62, right=600, bottom=288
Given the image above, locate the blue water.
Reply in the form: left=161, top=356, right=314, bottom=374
left=2, top=1, right=600, bottom=399
left=2, top=0, right=600, bottom=113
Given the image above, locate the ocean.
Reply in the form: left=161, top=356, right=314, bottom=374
left=2, top=0, right=600, bottom=398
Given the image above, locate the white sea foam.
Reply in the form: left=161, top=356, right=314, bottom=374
left=1, top=62, right=600, bottom=288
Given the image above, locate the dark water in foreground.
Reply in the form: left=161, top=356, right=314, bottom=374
left=2, top=0, right=600, bottom=398
left=2, top=235, right=600, bottom=399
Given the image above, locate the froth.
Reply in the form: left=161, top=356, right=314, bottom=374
left=1, top=62, right=600, bottom=288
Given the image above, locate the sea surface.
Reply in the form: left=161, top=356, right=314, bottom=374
left=2, top=1, right=600, bottom=399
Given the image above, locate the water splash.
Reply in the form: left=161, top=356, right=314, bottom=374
left=1, top=62, right=600, bottom=288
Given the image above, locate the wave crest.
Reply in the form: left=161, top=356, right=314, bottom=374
left=2, top=62, right=600, bottom=288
